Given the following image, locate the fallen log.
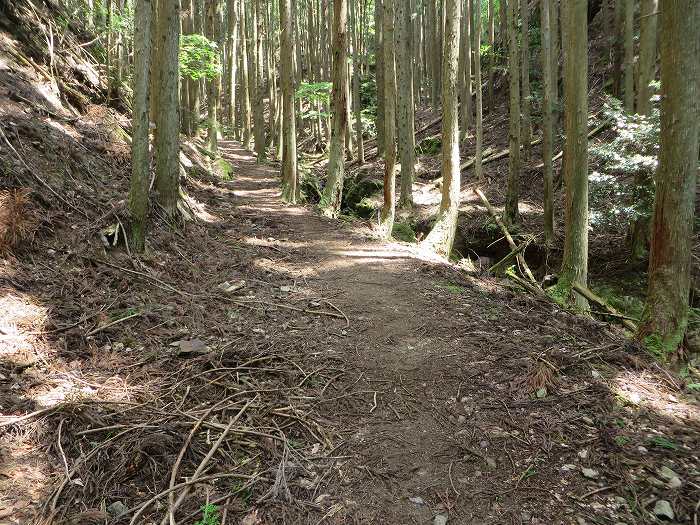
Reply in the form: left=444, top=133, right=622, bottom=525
left=473, top=188, right=538, bottom=285
left=571, top=282, right=638, bottom=331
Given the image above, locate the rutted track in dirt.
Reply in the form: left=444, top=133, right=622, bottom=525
left=214, top=141, right=700, bottom=524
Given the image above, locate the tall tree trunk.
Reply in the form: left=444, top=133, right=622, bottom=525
left=504, top=0, right=520, bottom=225
left=280, top=0, right=298, bottom=202
left=473, top=0, right=483, bottom=181
left=636, top=0, right=658, bottom=115
left=520, top=0, right=531, bottom=154
left=486, top=0, right=494, bottom=112
left=252, top=0, right=266, bottom=161
left=205, top=0, right=220, bottom=155
left=623, top=0, right=634, bottom=112
left=375, top=0, right=385, bottom=155
left=559, top=0, right=589, bottom=308
left=154, top=0, right=180, bottom=216
left=129, top=0, right=153, bottom=252
left=396, top=0, right=415, bottom=208
left=240, top=1, right=252, bottom=148
left=352, top=0, right=365, bottom=163
left=106, top=0, right=113, bottom=101
left=459, top=0, right=472, bottom=138
left=226, top=0, right=239, bottom=133
left=541, top=0, right=554, bottom=245
left=320, top=0, right=348, bottom=217
left=422, top=0, right=461, bottom=257
left=379, top=0, right=397, bottom=237
left=550, top=0, right=559, bottom=125
left=638, top=0, right=699, bottom=355
left=427, top=0, right=439, bottom=105
left=612, top=0, right=623, bottom=98
left=186, top=0, right=201, bottom=137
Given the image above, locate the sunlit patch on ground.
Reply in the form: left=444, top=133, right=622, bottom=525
left=612, top=369, right=700, bottom=423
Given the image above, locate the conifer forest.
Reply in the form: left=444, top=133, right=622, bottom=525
left=0, top=0, right=699, bottom=523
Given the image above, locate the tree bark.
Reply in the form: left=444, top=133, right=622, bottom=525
left=473, top=0, right=483, bottom=181
left=374, top=0, right=385, bottom=155
left=459, top=0, right=472, bottom=138
left=541, top=0, right=554, bottom=244
left=240, top=1, right=252, bottom=148
left=154, top=0, right=180, bottom=217
left=280, top=0, right=298, bottom=202
left=320, top=0, right=348, bottom=217
left=504, top=0, right=520, bottom=225
left=636, top=0, right=658, bottom=115
left=379, top=0, right=397, bottom=237
left=129, top=0, right=153, bottom=252
left=225, top=0, right=239, bottom=133
left=252, top=0, right=267, bottom=160
left=205, top=0, right=220, bottom=155
left=352, top=0, right=365, bottom=164
left=520, top=0, right=531, bottom=154
left=396, top=0, right=415, bottom=208
left=638, top=0, right=699, bottom=354
left=422, top=0, right=461, bottom=257
left=559, top=0, right=589, bottom=308
left=623, top=0, right=634, bottom=112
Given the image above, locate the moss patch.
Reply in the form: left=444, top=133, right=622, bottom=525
left=392, top=222, right=417, bottom=243
left=213, top=158, right=234, bottom=180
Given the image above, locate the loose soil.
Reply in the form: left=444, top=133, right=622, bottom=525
left=2, top=137, right=699, bottom=524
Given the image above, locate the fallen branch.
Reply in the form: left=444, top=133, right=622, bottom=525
left=571, top=282, right=637, bottom=331
left=489, top=239, right=531, bottom=275
left=473, top=188, right=538, bottom=285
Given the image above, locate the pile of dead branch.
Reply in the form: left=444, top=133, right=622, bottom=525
left=1, top=343, right=343, bottom=524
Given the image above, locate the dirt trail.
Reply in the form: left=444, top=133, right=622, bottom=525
left=209, top=142, right=699, bottom=524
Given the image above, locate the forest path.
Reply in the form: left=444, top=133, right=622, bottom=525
left=195, top=142, right=689, bottom=524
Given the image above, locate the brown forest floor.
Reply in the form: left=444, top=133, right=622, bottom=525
left=2, top=134, right=699, bottom=524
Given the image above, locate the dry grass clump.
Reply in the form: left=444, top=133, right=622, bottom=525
left=0, top=188, right=37, bottom=253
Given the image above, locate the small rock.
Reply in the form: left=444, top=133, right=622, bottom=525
left=485, top=457, right=497, bottom=468
left=653, top=499, right=674, bottom=520
left=668, top=476, right=682, bottom=489
left=107, top=501, right=127, bottom=517
left=578, top=449, right=589, bottom=460
left=581, top=468, right=599, bottom=479
left=218, top=280, right=246, bottom=293
left=658, top=466, right=679, bottom=480
left=562, top=464, right=577, bottom=472
left=645, top=475, right=665, bottom=488
left=637, top=446, right=648, bottom=454
left=581, top=416, right=594, bottom=425
left=409, top=496, right=424, bottom=505
left=479, top=440, right=489, bottom=448
left=433, top=515, right=448, bottom=525
left=279, top=285, right=294, bottom=293
left=457, top=415, right=466, bottom=424
left=170, top=338, right=210, bottom=356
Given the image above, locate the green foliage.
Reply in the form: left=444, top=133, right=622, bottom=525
left=180, top=34, right=220, bottom=80
left=354, top=197, right=377, bottom=219
left=194, top=504, right=220, bottom=525
left=213, top=158, right=234, bottom=181
left=392, top=222, right=417, bottom=243
left=589, top=96, right=660, bottom=230
left=643, top=333, right=677, bottom=360
left=416, top=137, right=442, bottom=155
left=296, top=82, right=332, bottom=120
left=614, top=435, right=630, bottom=447
left=648, top=435, right=678, bottom=450
left=440, top=282, right=465, bottom=295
